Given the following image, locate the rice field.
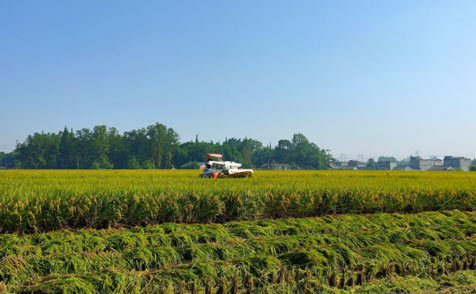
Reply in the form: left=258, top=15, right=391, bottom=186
left=1, top=170, right=476, bottom=293
left=1, top=170, right=476, bottom=233
left=1, top=210, right=476, bottom=293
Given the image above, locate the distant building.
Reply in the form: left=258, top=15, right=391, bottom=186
left=330, top=161, right=348, bottom=169
left=330, top=160, right=366, bottom=170
left=428, top=165, right=456, bottom=171
left=331, top=165, right=358, bottom=170
left=444, top=156, right=471, bottom=171
left=377, top=161, right=397, bottom=170
left=409, top=156, right=443, bottom=171
left=393, top=165, right=413, bottom=171
left=348, top=160, right=366, bottom=169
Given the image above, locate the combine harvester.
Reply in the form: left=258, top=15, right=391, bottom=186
left=199, top=153, right=253, bottom=178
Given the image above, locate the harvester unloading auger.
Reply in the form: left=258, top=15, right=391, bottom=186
left=199, top=153, right=253, bottom=178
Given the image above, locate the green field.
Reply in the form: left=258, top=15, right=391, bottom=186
left=1, top=170, right=476, bottom=293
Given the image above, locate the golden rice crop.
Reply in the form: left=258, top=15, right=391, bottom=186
left=1, top=170, right=476, bottom=232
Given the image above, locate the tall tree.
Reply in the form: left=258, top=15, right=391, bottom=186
left=107, top=127, right=127, bottom=169
left=89, top=126, right=113, bottom=168
left=74, top=128, right=93, bottom=169
left=58, top=127, right=74, bottom=168
left=147, top=123, right=167, bottom=168
left=123, top=128, right=149, bottom=165
left=164, top=127, right=180, bottom=168
left=366, top=158, right=377, bottom=170
left=378, top=156, right=397, bottom=162
left=240, top=139, right=252, bottom=168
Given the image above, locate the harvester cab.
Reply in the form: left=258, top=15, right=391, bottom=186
left=200, top=153, right=253, bottom=178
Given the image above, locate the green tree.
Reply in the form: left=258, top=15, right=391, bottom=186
left=164, top=127, right=180, bottom=169
left=123, top=128, right=149, bottom=165
left=91, top=126, right=113, bottom=169
left=147, top=123, right=167, bottom=169
left=252, top=146, right=273, bottom=168
left=12, top=123, right=335, bottom=170
left=275, top=139, right=292, bottom=164
left=58, top=127, right=74, bottom=168
left=0, top=152, right=9, bottom=169
left=127, top=156, right=141, bottom=169
left=74, top=128, right=93, bottom=169
left=366, top=158, right=377, bottom=170
left=142, top=159, right=156, bottom=169
left=240, top=139, right=252, bottom=168
left=16, top=132, right=60, bottom=168
left=378, top=156, right=397, bottom=162
left=107, top=127, right=128, bottom=169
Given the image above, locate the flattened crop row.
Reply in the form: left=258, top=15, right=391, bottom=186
left=1, top=210, right=476, bottom=293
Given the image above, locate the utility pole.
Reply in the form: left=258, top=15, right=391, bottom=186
left=340, top=154, right=347, bottom=162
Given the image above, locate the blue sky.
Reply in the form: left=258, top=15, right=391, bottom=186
left=1, top=1, right=476, bottom=159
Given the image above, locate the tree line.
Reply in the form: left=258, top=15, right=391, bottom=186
left=0, top=123, right=333, bottom=169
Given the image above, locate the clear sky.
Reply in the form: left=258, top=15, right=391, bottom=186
left=1, top=1, right=476, bottom=159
